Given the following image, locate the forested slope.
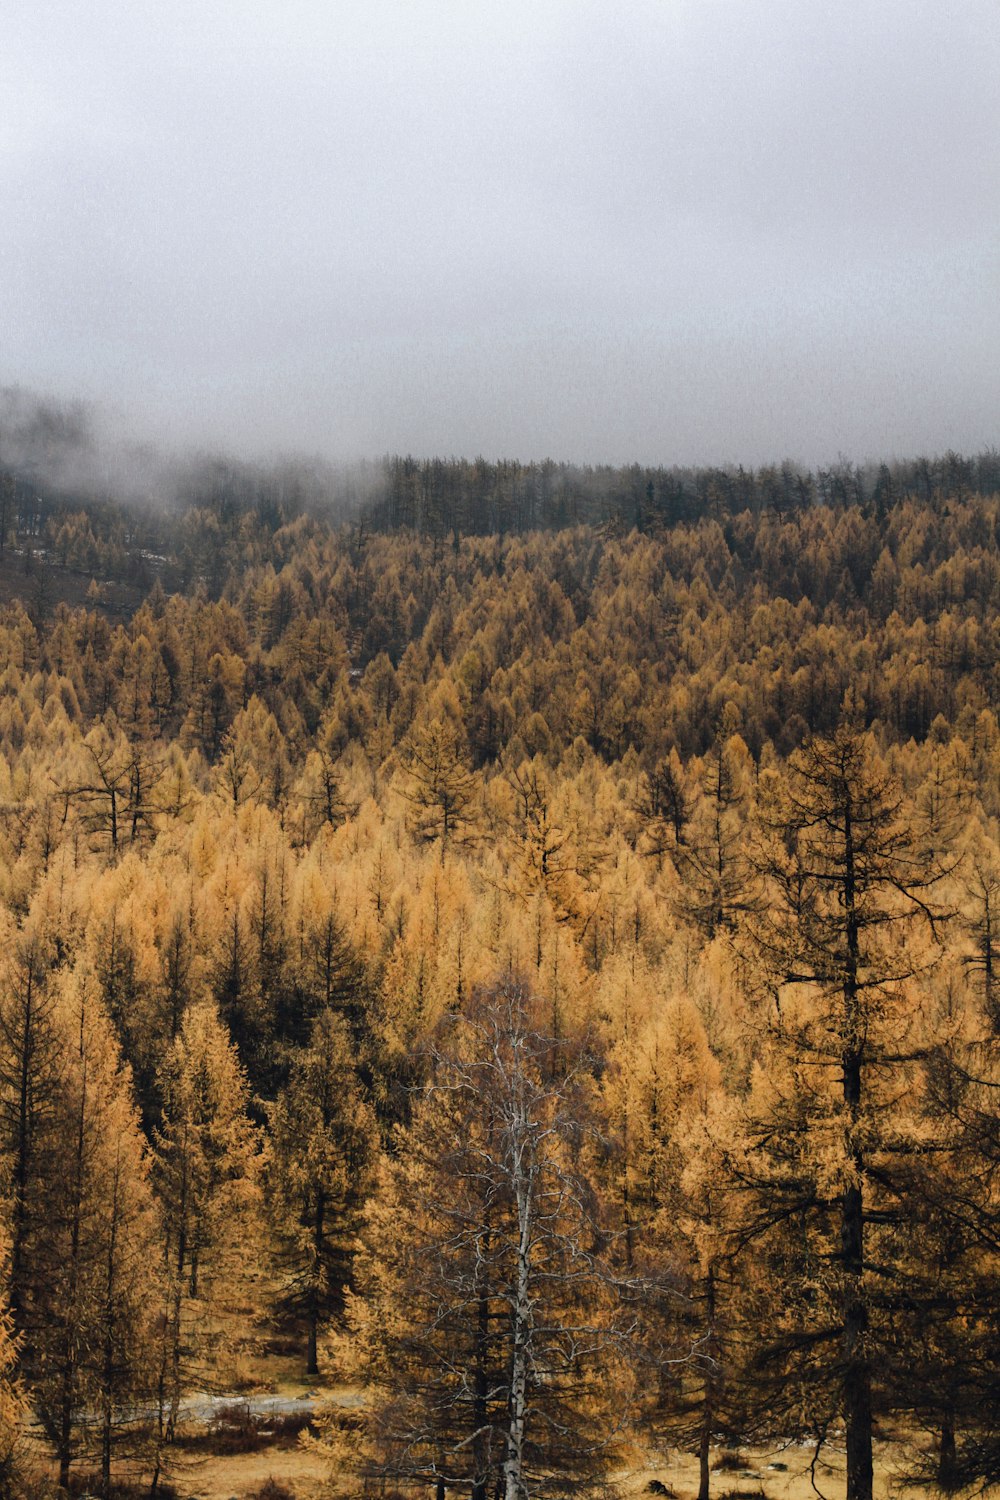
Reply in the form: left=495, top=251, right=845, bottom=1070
left=0, top=452, right=998, bottom=1498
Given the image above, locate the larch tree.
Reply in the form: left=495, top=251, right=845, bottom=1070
left=961, top=829, right=1000, bottom=1029
left=157, top=895, right=200, bottom=1047
left=675, top=722, right=755, bottom=938
left=397, top=683, right=478, bottom=850
left=181, top=649, right=245, bottom=761
left=601, top=979, right=742, bottom=1500
left=59, top=717, right=138, bottom=858
left=498, top=756, right=564, bottom=882
left=881, top=946, right=1000, bottom=1493
left=0, top=1220, right=24, bottom=1498
left=281, top=872, right=384, bottom=1098
left=151, top=1001, right=263, bottom=1460
left=266, top=1008, right=375, bottom=1375
left=30, top=968, right=158, bottom=1494
left=637, top=748, right=692, bottom=865
left=214, top=695, right=290, bottom=811
left=0, top=929, right=63, bottom=1337
left=602, top=987, right=717, bottom=1271
left=934, top=1051, right=1000, bottom=1491
left=626, top=1004, right=734, bottom=1500
left=293, top=700, right=354, bottom=839
left=723, top=725, right=952, bottom=1500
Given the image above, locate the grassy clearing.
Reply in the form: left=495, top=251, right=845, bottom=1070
left=619, top=1437, right=933, bottom=1500
left=18, top=1354, right=937, bottom=1500
left=151, top=1431, right=935, bottom=1500
left=22, top=1440, right=934, bottom=1500
left=162, top=1443, right=331, bottom=1500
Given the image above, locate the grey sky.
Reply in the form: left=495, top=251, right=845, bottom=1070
left=2, top=0, right=998, bottom=467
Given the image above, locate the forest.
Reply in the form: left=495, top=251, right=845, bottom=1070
left=0, top=438, right=997, bottom=1500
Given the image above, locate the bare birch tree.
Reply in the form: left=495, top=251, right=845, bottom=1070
left=339, top=978, right=632, bottom=1500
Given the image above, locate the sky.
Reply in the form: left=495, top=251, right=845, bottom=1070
left=1, top=0, right=998, bottom=469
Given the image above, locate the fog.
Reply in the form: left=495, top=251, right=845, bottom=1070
left=2, top=1, right=998, bottom=468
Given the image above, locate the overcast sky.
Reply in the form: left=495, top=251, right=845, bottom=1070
left=2, top=0, right=998, bottom=468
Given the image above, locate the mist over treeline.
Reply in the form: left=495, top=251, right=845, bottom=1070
left=3, top=386, right=999, bottom=551
left=0, top=385, right=383, bottom=529
left=373, top=445, right=1000, bottom=535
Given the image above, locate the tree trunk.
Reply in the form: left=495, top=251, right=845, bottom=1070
left=101, top=1400, right=113, bottom=1499
left=622, top=1105, right=635, bottom=1272
left=938, top=1419, right=957, bottom=1490
left=56, top=1050, right=90, bottom=1493
left=842, top=1098, right=872, bottom=1500
left=503, top=1124, right=532, bottom=1500
left=307, top=1196, right=324, bottom=1377
left=472, top=1220, right=491, bottom=1500
left=842, top=800, right=873, bottom=1500
left=698, top=1264, right=717, bottom=1500
left=166, top=1273, right=184, bottom=1443
left=10, top=965, right=36, bottom=1326
left=698, top=1417, right=711, bottom=1500
left=101, top=1153, right=123, bottom=1499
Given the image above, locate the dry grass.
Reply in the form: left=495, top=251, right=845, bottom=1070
left=618, top=1435, right=934, bottom=1500
left=163, top=1443, right=331, bottom=1500
left=155, top=1432, right=935, bottom=1500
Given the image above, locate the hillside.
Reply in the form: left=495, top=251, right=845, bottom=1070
left=0, top=457, right=998, bottom=1498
